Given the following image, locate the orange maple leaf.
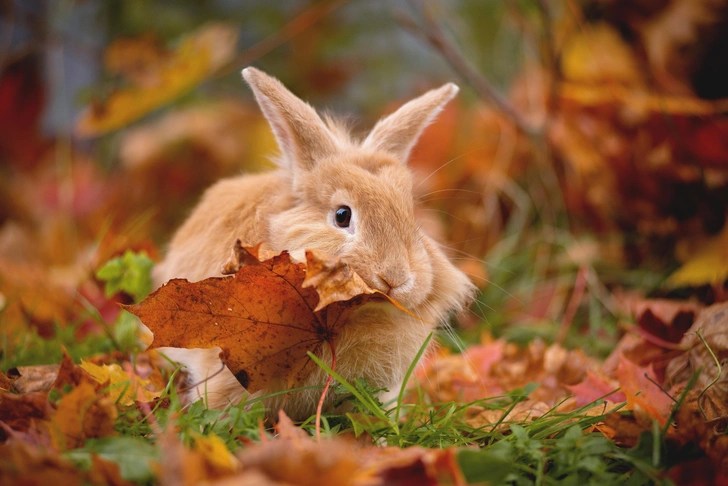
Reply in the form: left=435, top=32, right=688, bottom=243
left=125, top=243, right=396, bottom=394
left=616, top=354, right=673, bottom=425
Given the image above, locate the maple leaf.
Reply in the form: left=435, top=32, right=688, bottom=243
left=616, top=354, right=673, bottom=426
left=126, top=243, right=394, bottom=393
left=566, top=370, right=626, bottom=407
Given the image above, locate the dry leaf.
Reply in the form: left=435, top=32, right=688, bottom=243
left=566, top=370, right=626, bottom=407
left=665, top=302, right=728, bottom=420
left=667, top=390, right=728, bottom=475
left=193, top=434, right=239, bottom=477
left=615, top=354, right=672, bottom=426
left=8, top=364, right=61, bottom=393
left=0, top=439, right=86, bottom=486
left=302, top=248, right=377, bottom=311
left=466, top=400, right=552, bottom=431
left=76, top=23, right=238, bottom=137
left=126, top=245, right=393, bottom=393
left=231, top=411, right=463, bottom=486
left=0, top=390, right=50, bottom=439
left=668, top=225, right=728, bottom=287
left=49, top=381, right=118, bottom=451
left=81, top=360, right=162, bottom=406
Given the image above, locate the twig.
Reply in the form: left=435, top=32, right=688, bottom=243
left=215, top=0, right=349, bottom=79
left=396, top=4, right=536, bottom=136
left=315, top=339, right=337, bottom=442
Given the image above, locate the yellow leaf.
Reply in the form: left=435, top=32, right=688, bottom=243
left=76, top=23, right=238, bottom=137
left=668, top=225, right=728, bottom=287
left=561, top=23, right=643, bottom=86
left=80, top=360, right=161, bottom=406
left=193, top=434, right=239, bottom=475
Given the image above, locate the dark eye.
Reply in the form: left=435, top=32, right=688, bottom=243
left=335, top=206, right=352, bottom=228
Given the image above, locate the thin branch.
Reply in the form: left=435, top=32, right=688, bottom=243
left=396, top=5, right=537, bottom=136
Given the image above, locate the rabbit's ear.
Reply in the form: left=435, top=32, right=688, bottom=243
left=243, top=67, right=336, bottom=171
left=363, top=83, right=459, bottom=162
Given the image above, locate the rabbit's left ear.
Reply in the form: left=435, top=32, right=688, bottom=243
left=363, top=83, right=459, bottom=162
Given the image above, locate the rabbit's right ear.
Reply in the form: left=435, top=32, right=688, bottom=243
left=242, top=67, right=337, bottom=171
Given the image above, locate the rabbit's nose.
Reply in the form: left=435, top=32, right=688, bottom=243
left=377, top=271, right=412, bottom=296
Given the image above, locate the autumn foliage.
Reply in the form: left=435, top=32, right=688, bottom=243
left=2, top=1, right=728, bottom=485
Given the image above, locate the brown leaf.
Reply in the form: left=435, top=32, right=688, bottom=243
left=466, top=400, right=552, bottom=431
left=238, top=411, right=367, bottom=486
left=616, top=354, right=673, bottom=426
left=667, top=390, right=728, bottom=475
left=566, top=370, right=626, bottom=407
left=0, top=390, right=51, bottom=439
left=231, top=411, right=463, bottom=486
left=49, top=381, right=118, bottom=451
left=8, top=364, right=60, bottom=393
left=665, top=302, right=728, bottom=421
left=0, top=439, right=85, bottom=486
left=126, top=246, right=391, bottom=393
left=302, top=248, right=378, bottom=312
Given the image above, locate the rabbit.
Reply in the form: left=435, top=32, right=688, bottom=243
left=152, top=67, right=476, bottom=420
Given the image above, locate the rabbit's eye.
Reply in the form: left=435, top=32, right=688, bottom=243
left=335, top=206, right=352, bottom=228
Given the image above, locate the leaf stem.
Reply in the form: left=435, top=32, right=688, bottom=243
left=315, top=339, right=337, bottom=442
left=696, top=329, right=721, bottom=421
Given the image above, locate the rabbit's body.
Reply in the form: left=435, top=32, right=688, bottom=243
left=153, top=68, right=475, bottom=419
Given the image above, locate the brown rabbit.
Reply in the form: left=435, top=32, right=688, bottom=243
left=153, top=67, right=475, bottom=419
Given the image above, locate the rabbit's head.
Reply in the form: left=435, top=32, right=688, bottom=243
left=243, top=67, right=474, bottom=322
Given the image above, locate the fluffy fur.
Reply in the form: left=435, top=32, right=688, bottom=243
left=153, top=67, right=476, bottom=419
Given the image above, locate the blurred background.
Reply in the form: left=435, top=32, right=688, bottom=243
left=1, top=0, right=727, bottom=361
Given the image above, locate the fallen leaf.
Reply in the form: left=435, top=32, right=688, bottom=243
left=193, top=433, right=240, bottom=477
left=231, top=411, right=463, bottom=486
left=76, top=23, right=239, bottom=137
left=50, top=381, right=118, bottom=451
left=668, top=224, right=728, bottom=287
left=81, top=360, right=162, bottom=406
left=667, top=390, right=728, bottom=475
left=52, top=348, right=97, bottom=391
left=237, top=411, right=368, bottom=486
left=0, top=390, right=50, bottom=439
left=466, top=400, right=552, bottom=431
left=665, top=302, right=728, bottom=420
left=561, top=23, right=644, bottom=86
left=616, top=354, right=673, bottom=426
left=566, top=370, right=626, bottom=407
left=0, top=439, right=86, bottom=486
left=8, top=364, right=61, bottom=393
left=126, top=245, right=394, bottom=393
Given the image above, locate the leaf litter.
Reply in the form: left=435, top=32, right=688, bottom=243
left=4, top=2, right=728, bottom=484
